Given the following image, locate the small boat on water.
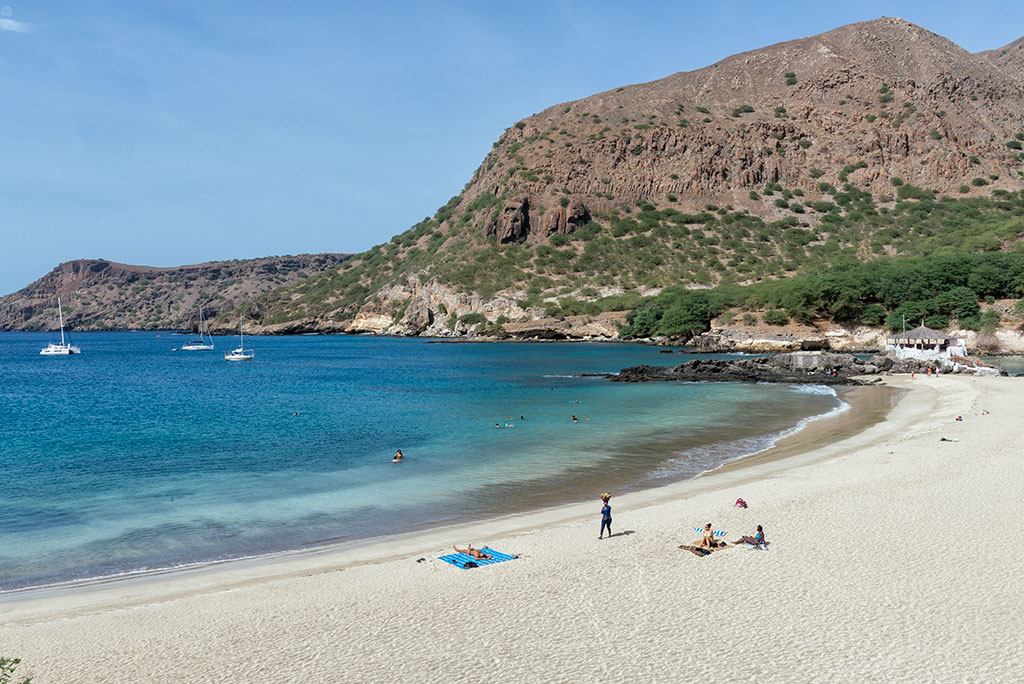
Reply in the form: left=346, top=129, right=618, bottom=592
left=224, top=318, right=254, bottom=362
left=181, top=304, right=215, bottom=351
left=40, top=297, right=81, bottom=356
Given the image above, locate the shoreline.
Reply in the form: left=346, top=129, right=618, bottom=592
left=5, top=375, right=1023, bottom=683
left=0, top=382, right=873, bottom=600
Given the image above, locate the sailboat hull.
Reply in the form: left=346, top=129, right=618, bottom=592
left=40, top=344, right=81, bottom=356
left=181, top=343, right=215, bottom=351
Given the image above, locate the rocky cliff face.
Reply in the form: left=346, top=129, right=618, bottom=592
left=459, top=17, right=1024, bottom=242
left=0, top=255, right=349, bottom=331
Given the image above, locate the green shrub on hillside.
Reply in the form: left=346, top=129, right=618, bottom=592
left=459, top=313, right=487, bottom=326
left=622, top=251, right=1024, bottom=338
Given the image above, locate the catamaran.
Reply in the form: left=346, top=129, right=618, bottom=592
left=181, top=304, right=215, bottom=351
left=40, top=297, right=81, bottom=355
left=224, top=318, right=254, bottom=361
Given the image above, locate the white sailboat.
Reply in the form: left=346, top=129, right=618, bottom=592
left=181, top=304, right=215, bottom=351
left=40, top=297, right=81, bottom=355
left=224, top=318, right=254, bottom=361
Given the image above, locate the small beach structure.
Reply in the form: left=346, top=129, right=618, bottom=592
left=885, top=325, right=967, bottom=362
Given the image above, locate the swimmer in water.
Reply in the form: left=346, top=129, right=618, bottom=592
left=393, top=449, right=404, bottom=462
left=572, top=415, right=579, bottom=423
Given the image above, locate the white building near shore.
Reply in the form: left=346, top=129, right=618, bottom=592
left=884, top=325, right=970, bottom=365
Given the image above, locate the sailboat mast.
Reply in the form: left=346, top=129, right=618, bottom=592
left=58, top=296, right=66, bottom=346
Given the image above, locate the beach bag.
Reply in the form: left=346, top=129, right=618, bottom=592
left=463, top=561, right=478, bottom=569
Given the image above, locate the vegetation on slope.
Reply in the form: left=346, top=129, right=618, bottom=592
left=253, top=183, right=1024, bottom=327
left=618, top=251, right=1024, bottom=339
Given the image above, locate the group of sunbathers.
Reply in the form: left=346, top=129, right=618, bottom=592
left=696, top=521, right=766, bottom=548
left=450, top=497, right=764, bottom=567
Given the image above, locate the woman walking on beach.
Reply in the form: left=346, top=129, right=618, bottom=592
left=599, top=493, right=612, bottom=539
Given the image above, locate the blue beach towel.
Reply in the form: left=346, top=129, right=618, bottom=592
left=438, top=548, right=516, bottom=569
left=692, top=527, right=727, bottom=537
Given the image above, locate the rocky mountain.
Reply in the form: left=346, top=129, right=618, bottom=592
left=977, top=35, right=1024, bottom=76
left=0, top=254, right=349, bottom=332
left=238, top=18, right=1024, bottom=338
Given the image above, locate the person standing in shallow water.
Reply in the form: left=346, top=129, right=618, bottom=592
left=599, top=493, right=612, bottom=539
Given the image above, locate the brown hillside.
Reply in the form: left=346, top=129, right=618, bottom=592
left=0, top=254, right=349, bottom=331
left=470, top=17, right=1024, bottom=240
left=976, top=35, right=1024, bottom=79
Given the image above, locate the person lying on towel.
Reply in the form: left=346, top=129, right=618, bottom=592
left=453, top=544, right=491, bottom=560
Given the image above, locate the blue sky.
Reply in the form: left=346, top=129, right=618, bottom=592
left=3, top=1, right=1024, bottom=295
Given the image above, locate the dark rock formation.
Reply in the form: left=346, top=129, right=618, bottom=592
left=540, top=200, right=591, bottom=236
left=609, top=351, right=1005, bottom=384
left=487, top=197, right=530, bottom=243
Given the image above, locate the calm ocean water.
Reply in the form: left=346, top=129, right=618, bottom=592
left=0, top=333, right=842, bottom=590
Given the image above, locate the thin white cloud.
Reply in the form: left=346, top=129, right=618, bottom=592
left=0, top=17, right=28, bottom=32
left=1, top=4, right=29, bottom=32
left=0, top=17, right=29, bottom=32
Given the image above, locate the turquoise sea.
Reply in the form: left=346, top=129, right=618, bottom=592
left=0, top=333, right=843, bottom=591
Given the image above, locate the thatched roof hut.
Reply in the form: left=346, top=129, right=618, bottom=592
left=886, top=325, right=954, bottom=348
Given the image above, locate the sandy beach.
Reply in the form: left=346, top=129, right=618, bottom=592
left=3, top=374, right=1023, bottom=683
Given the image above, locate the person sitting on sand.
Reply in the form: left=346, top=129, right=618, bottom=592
left=732, top=525, right=765, bottom=546
left=698, top=523, right=719, bottom=548
left=453, top=544, right=491, bottom=560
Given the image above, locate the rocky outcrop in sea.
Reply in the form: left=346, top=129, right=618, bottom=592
left=610, top=351, right=1005, bottom=384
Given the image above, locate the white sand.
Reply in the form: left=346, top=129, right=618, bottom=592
left=3, top=375, right=1024, bottom=683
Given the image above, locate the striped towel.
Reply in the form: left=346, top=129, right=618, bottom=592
left=438, top=548, right=517, bottom=569
left=692, top=527, right=727, bottom=537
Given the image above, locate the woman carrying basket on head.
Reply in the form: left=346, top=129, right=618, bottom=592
left=599, top=493, right=613, bottom=539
